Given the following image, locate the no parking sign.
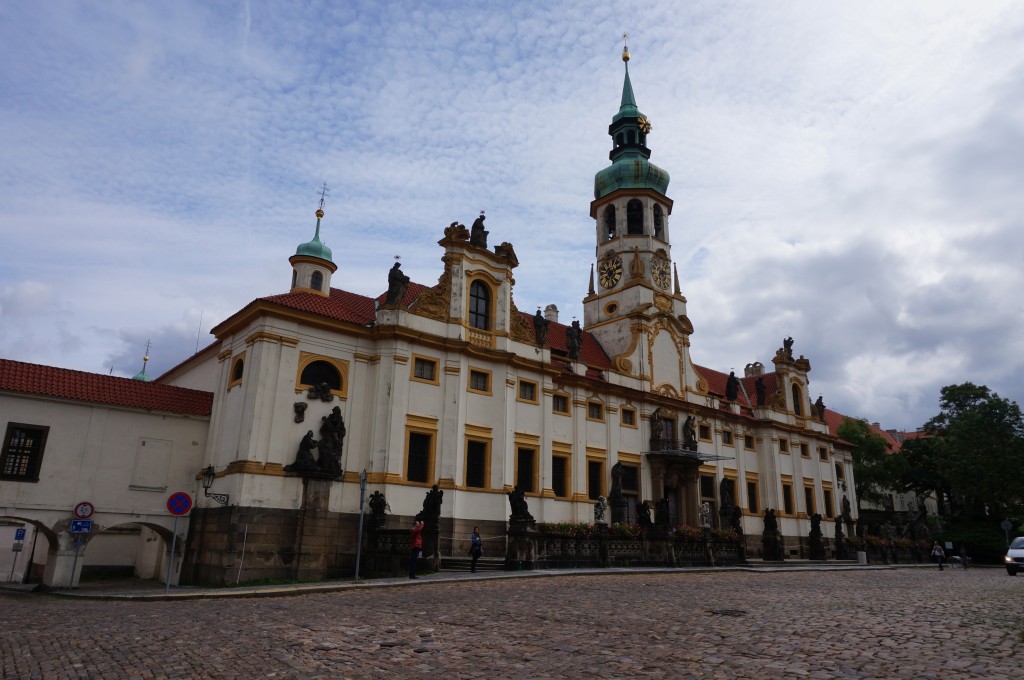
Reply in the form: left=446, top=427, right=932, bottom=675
left=166, top=491, right=192, bottom=516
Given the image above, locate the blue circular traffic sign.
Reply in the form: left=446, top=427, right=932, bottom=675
left=167, top=492, right=193, bottom=516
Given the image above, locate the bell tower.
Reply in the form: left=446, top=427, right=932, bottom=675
left=584, top=44, right=690, bottom=368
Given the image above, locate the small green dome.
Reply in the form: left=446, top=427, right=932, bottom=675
left=594, top=156, right=670, bottom=199
left=295, top=210, right=334, bottom=263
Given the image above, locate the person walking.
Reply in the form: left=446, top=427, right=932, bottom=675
left=409, top=519, right=424, bottom=579
left=931, top=541, right=946, bottom=571
left=469, top=526, right=483, bottom=573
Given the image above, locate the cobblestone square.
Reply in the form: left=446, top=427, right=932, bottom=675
left=1, top=569, right=1020, bottom=678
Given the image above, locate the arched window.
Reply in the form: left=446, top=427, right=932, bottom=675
left=291, top=270, right=297, bottom=289
left=792, top=384, right=803, bottom=416
left=626, top=200, right=644, bottom=235
left=615, top=133, right=624, bottom=148
left=653, top=204, right=664, bottom=240
left=627, top=130, right=636, bottom=144
left=310, top=270, right=323, bottom=291
left=232, top=358, right=244, bottom=382
left=300, top=360, right=342, bottom=392
left=469, top=281, right=490, bottom=330
left=604, top=205, right=616, bottom=240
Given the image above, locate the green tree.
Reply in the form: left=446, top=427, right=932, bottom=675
left=837, top=417, right=894, bottom=506
left=921, top=382, right=1024, bottom=518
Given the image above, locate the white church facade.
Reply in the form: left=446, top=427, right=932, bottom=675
left=1, top=51, right=857, bottom=586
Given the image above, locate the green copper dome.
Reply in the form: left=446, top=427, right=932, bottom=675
left=594, top=157, right=670, bottom=199
left=295, top=210, right=334, bottom=263
left=594, top=55, right=670, bottom=199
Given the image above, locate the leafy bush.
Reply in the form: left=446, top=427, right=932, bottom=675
left=537, top=522, right=595, bottom=539
left=609, top=523, right=643, bottom=539
left=711, top=528, right=741, bottom=543
left=675, top=524, right=704, bottom=542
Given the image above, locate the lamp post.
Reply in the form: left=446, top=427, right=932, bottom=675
left=201, top=465, right=230, bottom=505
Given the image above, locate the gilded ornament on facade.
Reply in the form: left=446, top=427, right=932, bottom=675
left=629, top=246, right=645, bottom=279
left=508, top=295, right=533, bottom=342
left=653, top=293, right=673, bottom=313
left=412, top=256, right=453, bottom=321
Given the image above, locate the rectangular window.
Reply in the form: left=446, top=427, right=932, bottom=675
left=516, top=448, right=536, bottom=493
left=552, top=456, right=570, bottom=498
left=587, top=459, right=604, bottom=500
left=1, top=424, right=49, bottom=481
left=721, top=430, right=733, bottom=446
left=782, top=484, right=794, bottom=515
left=700, top=474, right=715, bottom=498
left=744, top=435, right=755, bottom=450
left=412, top=356, right=438, bottom=383
left=620, top=464, right=639, bottom=495
left=800, top=443, right=810, bottom=458
left=804, top=485, right=816, bottom=515
left=465, top=440, right=488, bottom=488
left=552, top=394, right=569, bottom=414
left=818, top=446, right=828, bottom=461
left=406, top=432, right=432, bottom=483
left=621, top=407, right=636, bottom=427
left=698, top=424, right=712, bottom=441
left=518, top=380, right=538, bottom=403
left=587, top=402, right=604, bottom=421
left=746, top=480, right=759, bottom=513
left=823, top=489, right=834, bottom=518
left=779, top=439, right=789, bottom=453
left=468, top=369, right=490, bottom=394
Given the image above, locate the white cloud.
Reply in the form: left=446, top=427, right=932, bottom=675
left=1, top=1, right=1023, bottom=428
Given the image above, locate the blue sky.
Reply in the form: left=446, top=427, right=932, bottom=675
left=1, top=1, right=1022, bottom=430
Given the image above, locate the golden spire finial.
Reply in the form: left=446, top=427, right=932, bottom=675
left=316, top=181, right=329, bottom=219
left=622, top=32, right=630, bottom=62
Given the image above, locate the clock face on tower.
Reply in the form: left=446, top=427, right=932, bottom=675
left=651, top=256, right=671, bottom=289
left=598, top=256, right=623, bottom=289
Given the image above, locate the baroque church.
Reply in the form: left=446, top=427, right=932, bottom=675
left=0, top=50, right=856, bottom=586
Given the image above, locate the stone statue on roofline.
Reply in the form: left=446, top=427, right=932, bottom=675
left=725, top=371, right=740, bottom=401
left=755, top=376, right=766, bottom=405
left=470, top=212, right=488, bottom=248
left=385, top=261, right=410, bottom=305
left=532, top=308, right=550, bottom=347
left=565, top=319, right=582, bottom=360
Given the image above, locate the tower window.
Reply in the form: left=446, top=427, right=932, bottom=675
left=310, top=270, right=323, bottom=291
left=604, top=205, right=616, bottom=240
left=653, top=204, right=664, bottom=240
left=626, top=200, right=643, bottom=235
left=627, top=130, right=636, bottom=144
left=469, top=280, right=490, bottom=330
left=615, top=133, right=624, bottom=148
left=792, top=384, right=803, bottom=416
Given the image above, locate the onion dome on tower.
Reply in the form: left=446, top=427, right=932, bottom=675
left=289, top=188, right=337, bottom=295
left=594, top=44, right=670, bottom=199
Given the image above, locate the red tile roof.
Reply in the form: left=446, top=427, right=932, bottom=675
left=823, top=408, right=901, bottom=452
left=693, top=364, right=778, bottom=411
left=0, top=359, right=213, bottom=416
left=515, top=311, right=612, bottom=369
left=256, top=287, right=613, bottom=369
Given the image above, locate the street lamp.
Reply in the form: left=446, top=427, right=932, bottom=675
left=201, top=465, right=230, bottom=506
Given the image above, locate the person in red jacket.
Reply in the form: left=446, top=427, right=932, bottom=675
left=409, top=520, right=424, bottom=579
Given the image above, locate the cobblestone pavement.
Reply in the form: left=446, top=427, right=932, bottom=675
left=2, top=569, right=1021, bottom=679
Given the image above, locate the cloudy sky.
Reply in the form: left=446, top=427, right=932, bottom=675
left=2, top=1, right=1022, bottom=430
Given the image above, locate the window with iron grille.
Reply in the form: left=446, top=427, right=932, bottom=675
left=1, top=424, right=48, bottom=482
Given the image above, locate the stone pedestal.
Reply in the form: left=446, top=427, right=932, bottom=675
left=762, top=531, right=785, bottom=561
left=609, top=497, right=628, bottom=524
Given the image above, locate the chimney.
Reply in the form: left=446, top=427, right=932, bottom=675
left=544, top=304, right=559, bottom=324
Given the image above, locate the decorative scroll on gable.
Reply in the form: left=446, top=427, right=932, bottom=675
left=412, top=254, right=454, bottom=322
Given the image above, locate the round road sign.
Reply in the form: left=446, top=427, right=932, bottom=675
left=74, top=501, right=94, bottom=519
left=166, top=492, right=193, bottom=516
